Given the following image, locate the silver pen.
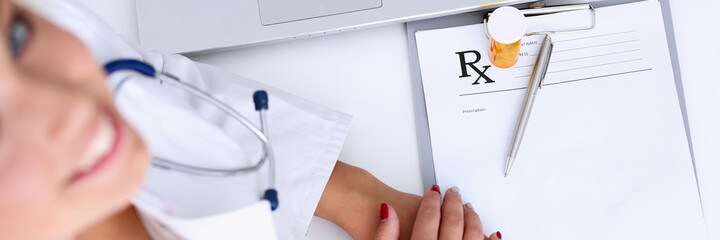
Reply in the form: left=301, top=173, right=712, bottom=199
left=505, top=34, right=554, bottom=177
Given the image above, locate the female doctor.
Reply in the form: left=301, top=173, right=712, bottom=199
left=0, top=0, right=502, bottom=239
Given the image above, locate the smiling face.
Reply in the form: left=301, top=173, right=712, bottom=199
left=0, top=1, right=150, bottom=239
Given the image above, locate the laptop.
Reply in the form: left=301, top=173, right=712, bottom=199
left=135, top=0, right=533, bottom=54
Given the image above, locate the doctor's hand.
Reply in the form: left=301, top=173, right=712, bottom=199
left=374, top=185, right=502, bottom=240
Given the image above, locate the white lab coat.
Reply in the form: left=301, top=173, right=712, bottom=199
left=23, top=1, right=351, bottom=239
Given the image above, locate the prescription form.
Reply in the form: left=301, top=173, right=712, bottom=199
left=415, top=1, right=707, bottom=239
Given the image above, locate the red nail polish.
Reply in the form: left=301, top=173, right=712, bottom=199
left=497, top=231, right=502, bottom=239
left=380, top=203, right=389, bottom=221
left=431, top=184, right=441, bottom=194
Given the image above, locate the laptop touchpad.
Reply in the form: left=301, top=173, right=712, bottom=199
left=258, top=0, right=382, bottom=25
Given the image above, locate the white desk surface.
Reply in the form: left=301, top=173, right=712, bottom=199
left=75, top=0, right=720, bottom=239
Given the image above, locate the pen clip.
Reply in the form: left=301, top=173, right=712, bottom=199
left=537, top=36, right=554, bottom=89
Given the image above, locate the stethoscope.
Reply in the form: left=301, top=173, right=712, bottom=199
left=104, top=59, right=279, bottom=211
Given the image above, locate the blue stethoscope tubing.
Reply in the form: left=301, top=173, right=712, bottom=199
left=104, top=59, right=278, bottom=211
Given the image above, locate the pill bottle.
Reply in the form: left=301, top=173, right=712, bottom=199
left=487, top=6, right=527, bottom=68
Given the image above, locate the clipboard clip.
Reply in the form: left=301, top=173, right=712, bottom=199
left=483, top=2, right=596, bottom=39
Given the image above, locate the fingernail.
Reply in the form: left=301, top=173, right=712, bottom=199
left=464, top=202, right=474, bottom=210
left=450, top=186, right=460, bottom=194
left=497, top=231, right=502, bottom=239
left=431, top=184, right=441, bottom=194
left=380, top=203, right=389, bottom=222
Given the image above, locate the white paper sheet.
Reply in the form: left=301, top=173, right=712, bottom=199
left=669, top=1, right=720, bottom=239
left=415, top=1, right=707, bottom=239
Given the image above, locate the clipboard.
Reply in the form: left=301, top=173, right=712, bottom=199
left=406, top=0, right=697, bottom=193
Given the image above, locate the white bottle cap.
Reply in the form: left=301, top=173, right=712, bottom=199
left=488, top=6, right=527, bottom=44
